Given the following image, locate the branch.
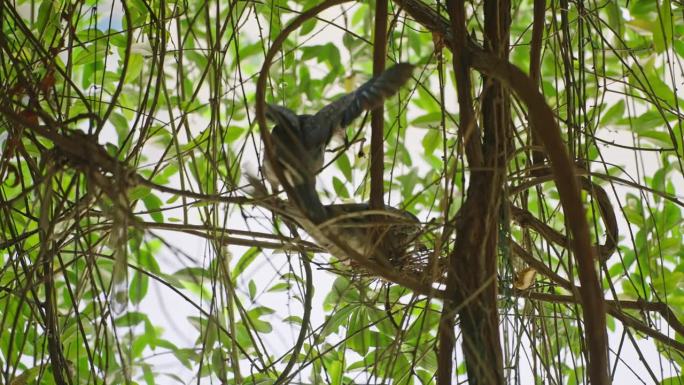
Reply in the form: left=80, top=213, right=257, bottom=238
left=142, top=221, right=323, bottom=252
left=470, top=51, right=609, bottom=382
left=513, top=291, right=684, bottom=353
left=529, top=0, right=545, bottom=165
left=370, top=0, right=388, bottom=210
left=394, top=1, right=608, bottom=383
left=273, top=250, right=314, bottom=385
left=510, top=175, right=619, bottom=262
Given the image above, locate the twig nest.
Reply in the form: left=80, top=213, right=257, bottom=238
left=320, top=203, right=430, bottom=275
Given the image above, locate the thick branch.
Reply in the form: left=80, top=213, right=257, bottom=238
left=370, top=0, right=388, bottom=210
left=529, top=0, right=545, bottom=166
left=469, top=49, right=608, bottom=384
left=514, top=291, right=684, bottom=348
left=394, top=1, right=608, bottom=383
left=437, top=0, right=477, bottom=383
left=437, top=0, right=507, bottom=382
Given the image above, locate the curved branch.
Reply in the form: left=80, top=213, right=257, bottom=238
left=273, top=251, right=314, bottom=385
left=255, top=0, right=352, bottom=200
left=513, top=291, right=684, bottom=352
left=511, top=175, right=619, bottom=261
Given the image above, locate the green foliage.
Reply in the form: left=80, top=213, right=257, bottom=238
left=1, top=0, right=683, bottom=383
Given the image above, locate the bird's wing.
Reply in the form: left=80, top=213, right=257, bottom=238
left=263, top=104, right=307, bottom=185
left=265, top=103, right=299, bottom=130
left=304, top=62, right=415, bottom=148
left=302, top=93, right=354, bottom=149
left=339, top=62, right=415, bottom=127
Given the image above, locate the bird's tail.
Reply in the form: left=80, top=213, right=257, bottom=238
left=292, top=180, right=327, bottom=224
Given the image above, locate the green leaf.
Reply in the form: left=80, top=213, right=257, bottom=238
left=142, top=363, right=155, bottom=385
left=232, top=247, right=259, bottom=280
left=346, top=308, right=370, bottom=355
left=143, top=193, right=164, bottom=223
left=284, top=315, right=303, bottom=325
left=238, top=41, right=262, bottom=59
left=73, top=45, right=108, bottom=66
left=246, top=307, right=274, bottom=333
left=249, top=280, right=257, bottom=300
left=652, top=0, right=673, bottom=53
left=599, top=100, right=625, bottom=126
left=661, top=376, right=684, bottom=385
left=321, top=305, right=355, bottom=337
left=152, top=163, right=179, bottom=186
left=129, top=271, right=148, bottom=305
left=300, top=19, right=317, bottom=36
left=422, top=129, right=441, bottom=155
left=301, top=43, right=341, bottom=70
left=332, top=176, right=350, bottom=198
left=225, top=126, right=245, bottom=142
left=328, top=358, right=342, bottom=385
left=35, top=0, right=59, bottom=41
left=630, top=0, right=656, bottom=16
left=124, top=53, right=145, bottom=84
left=268, top=282, right=291, bottom=293
left=674, top=40, right=684, bottom=58
left=637, top=130, right=673, bottom=147
left=110, top=112, right=130, bottom=144
left=129, top=186, right=151, bottom=201
left=336, top=153, right=353, bottom=182
left=132, top=331, right=152, bottom=358
left=412, top=112, right=443, bottom=128
left=115, top=311, right=148, bottom=327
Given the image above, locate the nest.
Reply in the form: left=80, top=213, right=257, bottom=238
left=247, top=179, right=444, bottom=284
left=316, top=203, right=442, bottom=283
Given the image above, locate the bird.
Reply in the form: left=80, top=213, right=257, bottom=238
left=247, top=173, right=423, bottom=268
left=274, top=195, right=423, bottom=267
left=261, top=62, right=415, bottom=217
left=322, top=202, right=423, bottom=267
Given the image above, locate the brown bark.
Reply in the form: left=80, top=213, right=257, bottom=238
left=469, top=49, right=609, bottom=385
left=394, top=1, right=608, bottom=384
left=370, top=0, right=388, bottom=210
left=437, top=0, right=481, bottom=383
left=529, top=0, right=546, bottom=167
left=438, top=0, right=508, bottom=383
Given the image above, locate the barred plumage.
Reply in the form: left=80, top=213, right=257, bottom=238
left=262, top=63, right=415, bottom=205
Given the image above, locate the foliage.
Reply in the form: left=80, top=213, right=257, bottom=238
left=0, top=0, right=683, bottom=384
